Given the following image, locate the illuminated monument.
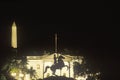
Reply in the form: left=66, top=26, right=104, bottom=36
left=10, top=22, right=100, bottom=80
left=11, top=21, right=17, bottom=48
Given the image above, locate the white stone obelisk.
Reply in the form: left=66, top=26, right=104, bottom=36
left=11, top=21, right=17, bottom=49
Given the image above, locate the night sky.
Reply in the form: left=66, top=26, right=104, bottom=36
left=0, top=2, right=119, bottom=80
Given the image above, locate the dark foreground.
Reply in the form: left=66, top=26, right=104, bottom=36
left=41, top=76, right=75, bottom=80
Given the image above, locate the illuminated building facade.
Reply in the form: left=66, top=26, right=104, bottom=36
left=26, top=54, right=83, bottom=79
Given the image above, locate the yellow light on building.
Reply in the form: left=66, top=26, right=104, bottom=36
left=11, top=21, right=17, bottom=48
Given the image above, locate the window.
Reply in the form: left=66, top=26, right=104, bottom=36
left=37, top=64, right=40, bottom=69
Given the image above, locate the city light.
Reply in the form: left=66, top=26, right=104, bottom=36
left=11, top=72, right=16, bottom=77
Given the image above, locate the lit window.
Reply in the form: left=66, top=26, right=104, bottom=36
left=37, top=64, right=40, bottom=69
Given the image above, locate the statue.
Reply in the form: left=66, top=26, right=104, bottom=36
left=54, top=54, right=57, bottom=64
left=44, top=54, right=69, bottom=76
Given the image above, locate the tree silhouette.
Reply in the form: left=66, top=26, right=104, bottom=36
left=1, top=55, right=19, bottom=80
left=1, top=55, right=29, bottom=80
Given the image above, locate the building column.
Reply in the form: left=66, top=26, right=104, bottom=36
left=69, top=61, right=70, bottom=78
left=43, top=61, right=44, bottom=79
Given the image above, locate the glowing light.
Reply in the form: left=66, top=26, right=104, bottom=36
left=11, top=73, right=16, bottom=77
left=11, top=21, right=17, bottom=48
left=96, top=72, right=100, bottom=75
left=75, top=77, right=86, bottom=80
left=25, top=74, right=30, bottom=80
left=75, top=75, right=88, bottom=80
left=89, top=73, right=94, bottom=76
left=19, top=73, right=24, bottom=77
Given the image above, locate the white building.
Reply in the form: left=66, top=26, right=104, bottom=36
left=26, top=53, right=83, bottom=79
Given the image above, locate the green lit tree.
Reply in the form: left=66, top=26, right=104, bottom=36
left=18, top=56, right=28, bottom=79
left=1, top=54, right=29, bottom=80
left=1, top=55, right=19, bottom=80
left=0, top=74, right=7, bottom=80
left=73, top=57, right=101, bottom=80
left=73, top=59, right=88, bottom=77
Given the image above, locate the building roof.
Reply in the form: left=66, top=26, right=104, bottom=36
left=27, top=53, right=83, bottom=62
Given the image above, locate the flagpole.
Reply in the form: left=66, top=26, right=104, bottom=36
left=55, top=33, right=58, bottom=58
left=55, top=33, right=57, bottom=53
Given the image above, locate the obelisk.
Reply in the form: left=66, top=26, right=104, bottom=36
left=11, top=21, right=17, bottom=49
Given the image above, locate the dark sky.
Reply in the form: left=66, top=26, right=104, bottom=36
left=0, top=2, right=119, bottom=79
